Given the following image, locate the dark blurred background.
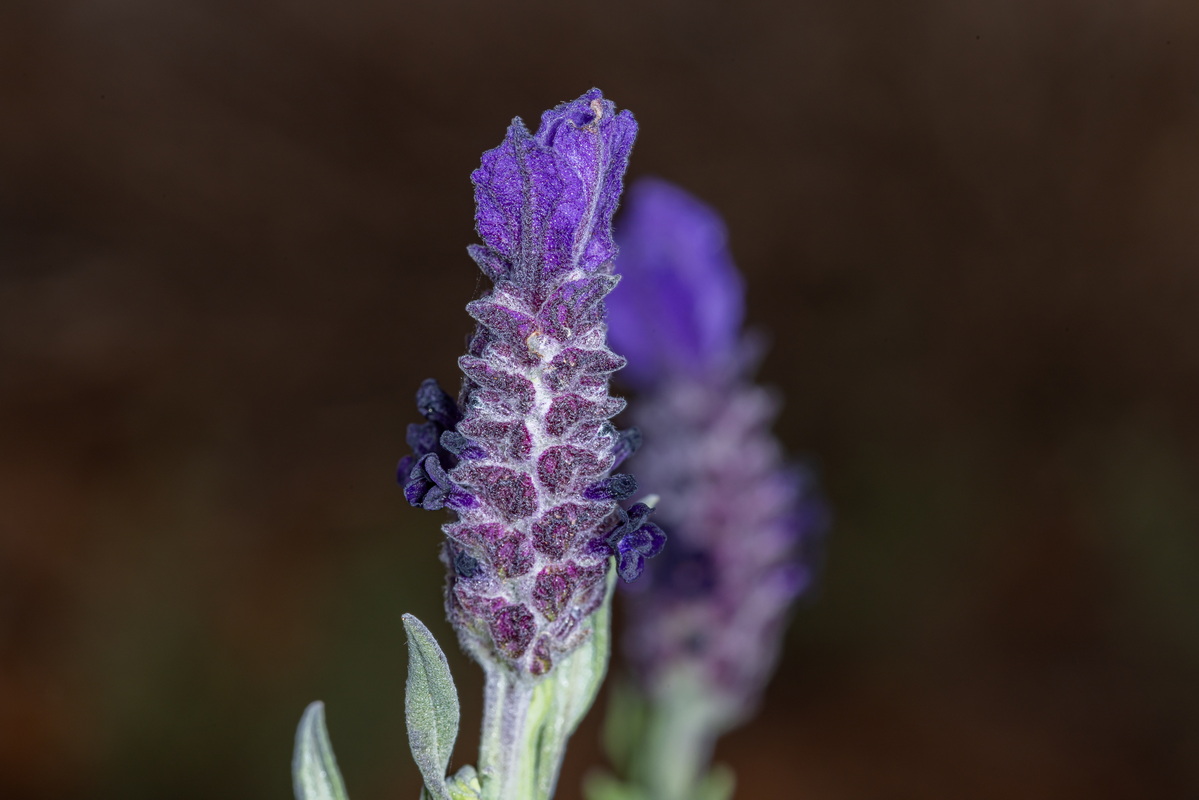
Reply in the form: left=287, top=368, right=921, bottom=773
left=2, top=1, right=1198, bottom=798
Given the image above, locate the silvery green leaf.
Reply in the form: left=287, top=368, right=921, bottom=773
left=403, top=613, right=461, bottom=800
left=292, top=701, right=349, bottom=800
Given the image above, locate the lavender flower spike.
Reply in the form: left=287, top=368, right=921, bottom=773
left=400, top=87, right=658, bottom=676
left=398, top=91, right=660, bottom=800
left=598, top=178, right=828, bottom=800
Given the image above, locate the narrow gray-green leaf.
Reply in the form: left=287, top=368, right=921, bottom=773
left=292, top=701, right=349, bottom=800
left=403, top=613, right=460, bottom=800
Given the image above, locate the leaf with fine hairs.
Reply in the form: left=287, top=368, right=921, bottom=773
left=292, top=701, right=349, bottom=800
left=403, top=613, right=461, bottom=800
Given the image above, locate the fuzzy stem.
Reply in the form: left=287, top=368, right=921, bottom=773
left=478, top=667, right=536, bottom=800
left=477, top=567, right=616, bottom=800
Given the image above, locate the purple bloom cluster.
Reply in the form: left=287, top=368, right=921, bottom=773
left=608, top=178, right=828, bottom=721
left=398, top=91, right=664, bottom=676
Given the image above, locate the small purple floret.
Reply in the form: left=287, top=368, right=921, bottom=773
left=583, top=474, right=638, bottom=502
left=603, top=502, right=667, bottom=582
left=398, top=379, right=465, bottom=509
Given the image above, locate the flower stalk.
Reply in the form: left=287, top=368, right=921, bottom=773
left=478, top=666, right=535, bottom=799
left=477, top=559, right=615, bottom=800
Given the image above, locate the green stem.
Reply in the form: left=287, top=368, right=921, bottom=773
left=631, top=672, right=728, bottom=800
left=478, top=667, right=536, bottom=800
left=476, top=566, right=616, bottom=800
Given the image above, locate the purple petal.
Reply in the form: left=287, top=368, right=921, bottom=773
left=420, top=484, right=447, bottom=510
left=611, top=427, right=642, bottom=469
left=419, top=453, right=450, bottom=489
left=639, top=522, right=667, bottom=557
left=403, top=475, right=430, bottom=507
left=616, top=551, right=647, bottom=583
left=583, top=473, right=637, bottom=501
left=415, top=378, right=461, bottom=429
left=624, top=502, right=653, bottom=528
left=440, top=430, right=488, bottom=460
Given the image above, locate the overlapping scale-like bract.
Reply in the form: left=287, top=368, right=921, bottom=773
left=400, top=90, right=663, bottom=676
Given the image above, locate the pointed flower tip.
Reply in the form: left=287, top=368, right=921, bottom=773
left=472, top=89, right=638, bottom=287
left=535, top=88, right=630, bottom=144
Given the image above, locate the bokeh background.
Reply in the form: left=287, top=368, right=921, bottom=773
left=3, top=1, right=1198, bottom=798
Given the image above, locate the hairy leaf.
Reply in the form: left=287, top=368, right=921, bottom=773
left=292, top=702, right=349, bottom=800
left=404, top=613, right=461, bottom=800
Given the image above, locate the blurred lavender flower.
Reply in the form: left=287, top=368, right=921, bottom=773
left=606, top=179, right=745, bottom=387
left=398, top=90, right=663, bottom=679
left=598, top=178, right=828, bottom=799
